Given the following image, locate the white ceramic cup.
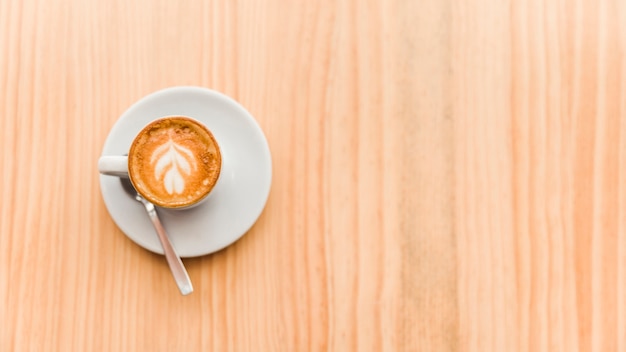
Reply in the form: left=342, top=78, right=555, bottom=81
left=98, top=116, right=222, bottom=209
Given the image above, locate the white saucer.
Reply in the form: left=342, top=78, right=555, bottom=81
left=99, top=87, right=272, bottom=257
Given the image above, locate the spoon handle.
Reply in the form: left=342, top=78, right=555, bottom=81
left=142, top=201, right=194, bottom=295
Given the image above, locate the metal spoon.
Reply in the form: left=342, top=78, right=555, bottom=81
left=120, top=177, right=193, bottom=295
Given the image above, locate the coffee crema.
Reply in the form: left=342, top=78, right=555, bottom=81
left=128, top=116, right=221, bottom=208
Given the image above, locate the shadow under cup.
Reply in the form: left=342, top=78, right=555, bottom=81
left=99, top=116, right=222, bottom=209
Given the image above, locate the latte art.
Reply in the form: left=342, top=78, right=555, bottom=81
left=151, top=139, right=198, bottom=195
left=128, top=116, right=221, bottom=208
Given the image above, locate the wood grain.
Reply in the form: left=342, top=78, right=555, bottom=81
left=0, top=0, right=624, bottom=351
left=454, top=0, right=626, bottom=351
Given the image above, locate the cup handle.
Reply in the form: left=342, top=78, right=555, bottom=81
left=98, top=156, right=129, bottom=177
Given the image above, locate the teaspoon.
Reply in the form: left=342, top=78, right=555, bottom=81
left=120, top=177, right=193, bottom=295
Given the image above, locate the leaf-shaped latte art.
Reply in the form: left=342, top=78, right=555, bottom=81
left=150, top=139, right=197, bottom=194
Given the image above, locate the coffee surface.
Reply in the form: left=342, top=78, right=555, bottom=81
left=129, top=117, right=221, bottom=208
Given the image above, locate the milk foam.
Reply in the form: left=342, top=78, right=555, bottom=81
left=129, top=116, right=221, bottom=208
left=150, top=139, right=198, bottom=195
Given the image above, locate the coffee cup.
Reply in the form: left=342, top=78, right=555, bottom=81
left=99, top=116, right=222, bottom=209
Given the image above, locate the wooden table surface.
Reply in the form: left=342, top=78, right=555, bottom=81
left=1, top=0, right=625, bottom=351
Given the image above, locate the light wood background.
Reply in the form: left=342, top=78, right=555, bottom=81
left=0, top=0, right=625, bottom=351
